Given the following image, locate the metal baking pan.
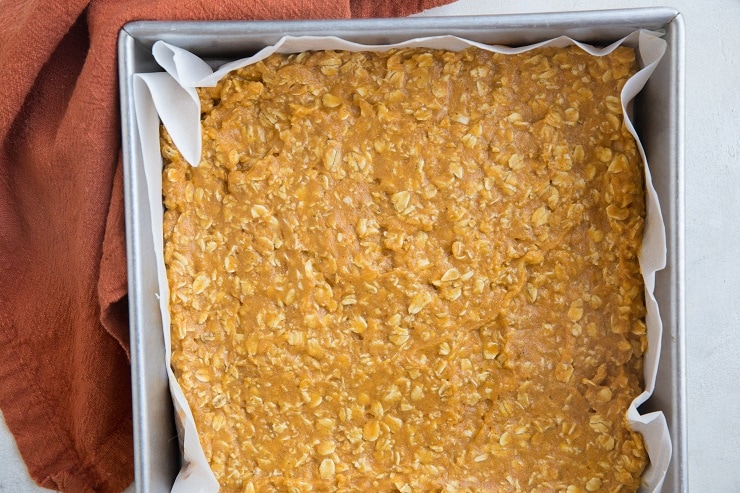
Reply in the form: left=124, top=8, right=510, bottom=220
left=119, top=8, right=685, bottom=492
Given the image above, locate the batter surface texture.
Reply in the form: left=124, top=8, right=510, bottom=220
left=162, top=46, right=647, bottom=493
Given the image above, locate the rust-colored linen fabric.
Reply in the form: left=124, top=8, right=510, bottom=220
left=0, top=0, right=453, bottom=491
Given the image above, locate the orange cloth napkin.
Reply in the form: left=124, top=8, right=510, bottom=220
left=0, top=1, right=453, bottom=491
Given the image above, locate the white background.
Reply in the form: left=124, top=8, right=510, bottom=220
left=1, top=0, right=738, bottom=491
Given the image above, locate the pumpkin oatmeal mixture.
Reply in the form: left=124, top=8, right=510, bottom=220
left=162, top=45, right=648, bottom=492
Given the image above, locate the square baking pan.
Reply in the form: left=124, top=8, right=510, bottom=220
left=119, top=8, right=685, bottom=492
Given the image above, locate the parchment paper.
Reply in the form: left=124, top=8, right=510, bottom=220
left=132, top=31, right=670, bottom=493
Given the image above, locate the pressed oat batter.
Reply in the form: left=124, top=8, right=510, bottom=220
left=162, top=46, right=647, bottom=492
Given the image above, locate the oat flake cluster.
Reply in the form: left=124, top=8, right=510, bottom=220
left=162, top=45, right=648, bottom=493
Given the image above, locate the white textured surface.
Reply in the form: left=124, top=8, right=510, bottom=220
left=0, top=411, right=43, bottom=492
left=1, top=1, right=739, bottom=491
